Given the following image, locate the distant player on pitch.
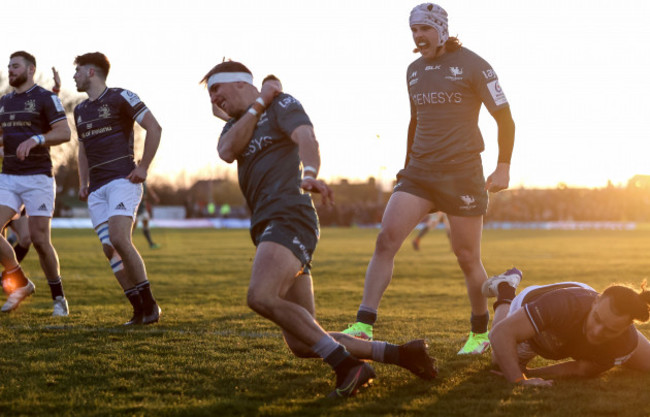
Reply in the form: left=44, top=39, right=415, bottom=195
left=203, top=60, right=437, bottom=398
left=73, top=52, right=162, bottom=325
left=343, top=3, right=516, bottom=355
left=484, top=268, right=650, bottom=386
left=0, top=51, right=71, bottom=316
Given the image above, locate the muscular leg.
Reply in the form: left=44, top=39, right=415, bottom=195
left=280, top=273, right=375, bottom=360
left=247, top=241, right=330, bottom=347
left=108, top=216, right=147, bottom=285
left=0, top=206, right=19, bottom=271
left=28, top=216, right=60, bottom=281
left=447, top=215, right=488, bottom=316
left=361, top=192, right=433, bottom=309
left=10, top=215, right=31, bottom=262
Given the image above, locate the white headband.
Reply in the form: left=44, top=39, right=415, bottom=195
left=410, top=3, right=449, bottom=47
left=207, top=72, right=254, bottom=88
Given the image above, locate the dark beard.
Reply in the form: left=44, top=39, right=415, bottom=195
left=9, top=73, right=27, bottom=87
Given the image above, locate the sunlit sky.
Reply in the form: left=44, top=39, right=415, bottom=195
left=3, top=0, right=649, bottom=189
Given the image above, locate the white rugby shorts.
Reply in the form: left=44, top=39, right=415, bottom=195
left=88, top=178, right=143, bottom=227
left=0, top=173, right=55, bottom=217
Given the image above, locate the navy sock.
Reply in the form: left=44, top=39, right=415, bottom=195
left=470, top=311, right=489, bottom=333
left=136, top=280, right=156, bottom=312
left=124, top=287, right=143, bottom=314
left=47, top=277, right=65, bottom=300
left=13, top=243, right=30, bottom=263
left=356, top=305, right=377, bottom=326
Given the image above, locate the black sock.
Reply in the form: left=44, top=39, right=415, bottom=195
left=497, top=282, right=516, bottom=301
left=47, top=277, right=65, bottom=299
left=136, top=280, right=156, bottom=312
left=143, top=229, right=154, bottom=247
left=470, top=311, right=489, bottom=333
left=13, top=243, right=30, bottom=263
left=124, top=287, right=143, bottom=314
left=384, top=344, right=401, bottom=365
left=356, top=309, right=377, bottom=326
left=326, top=346, right=361, bottom=375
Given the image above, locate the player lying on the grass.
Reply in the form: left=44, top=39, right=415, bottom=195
left=203, top=60, right=437, bottom=398
left=484, top=268, right=650, bottom=386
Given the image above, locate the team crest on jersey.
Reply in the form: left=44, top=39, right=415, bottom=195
left=445, top=67, right=464, bottom=81
left=86, top=123, right=93, bottom=129
left=120, top=90, right=141, bottom=107
left=24, top=99, right=36, bottom=112
left=10, top=114, right=15, bottom=120
left=98, top=104, right=111, bottom=119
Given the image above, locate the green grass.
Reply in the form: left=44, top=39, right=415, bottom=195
left=2, top=227, right=650, bottom=416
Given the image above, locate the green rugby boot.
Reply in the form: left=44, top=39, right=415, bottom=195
left=457, top=331, right=490, bottom=355
left=341, top=322, right=373, bottom=340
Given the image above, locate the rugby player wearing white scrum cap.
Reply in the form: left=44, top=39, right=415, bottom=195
left=343, top=3, right=517, bottom=356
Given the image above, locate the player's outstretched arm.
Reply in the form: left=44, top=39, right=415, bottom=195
left=128, top=111, right=162, bottom=183
left=490, top=309, right=553, bottom=386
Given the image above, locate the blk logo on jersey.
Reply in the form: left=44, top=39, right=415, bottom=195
left=38, top=203, right=48, bottom=211
left=115, top=202, right=127, bottom=211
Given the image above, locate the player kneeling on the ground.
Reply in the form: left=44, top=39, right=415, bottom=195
left=485, top=268, right=650, bottom=386
left=203, top=60, right=438, bottom=398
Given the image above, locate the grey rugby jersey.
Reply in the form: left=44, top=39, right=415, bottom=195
left=407, top=47, right=509, bottom=169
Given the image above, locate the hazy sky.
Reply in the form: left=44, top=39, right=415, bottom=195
left=2, top=0, right=649, bottom=188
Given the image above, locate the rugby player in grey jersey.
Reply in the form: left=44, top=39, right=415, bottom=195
left=203, top=61, right=438, bottom=398
left=343, top=3, right=516, bottom=355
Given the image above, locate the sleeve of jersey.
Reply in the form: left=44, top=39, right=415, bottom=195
left=44, top=93, right=67, bottom=126
left=471, top=57, right=510, bottom=113
left=119, top=89, right=148, bottom=121
left=272, top=94, right=312, bottom=137
left=523, top=292, right=572, bottom=335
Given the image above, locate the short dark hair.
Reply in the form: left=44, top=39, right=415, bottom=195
left=602, top=281, right=650, bottom=322
left=10, top=51, right=36, bottom=67
left=74, top=52, right=111, bottom=79
left=200, top=60, right=252, bottom=85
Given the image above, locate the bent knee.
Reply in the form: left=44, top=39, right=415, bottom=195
left=375, top=230, right=401, bottom=255
left=247, top=289, right=276, bottom=317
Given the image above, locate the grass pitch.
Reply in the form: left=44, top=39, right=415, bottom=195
left=1, top=227, right=650, bottom=416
